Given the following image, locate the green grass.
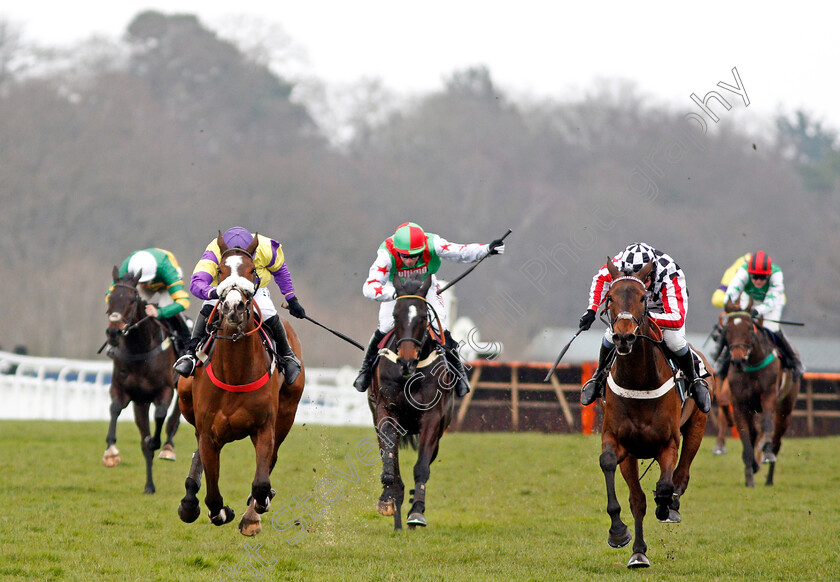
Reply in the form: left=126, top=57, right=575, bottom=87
left=0, top=421, right=838, bottom=581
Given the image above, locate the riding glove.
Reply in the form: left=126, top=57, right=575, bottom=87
left=287, top=297, right=306, bottom=319
left=579, top=309, right=596, bottom=331
left=488, top=239, right=506, bottom=255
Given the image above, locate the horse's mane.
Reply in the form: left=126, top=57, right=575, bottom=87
left=400, top=276, right=426, bottom=296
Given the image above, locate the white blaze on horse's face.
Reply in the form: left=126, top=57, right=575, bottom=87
left=217, top=255, right=255, bottom=304
left=407, top=305, right=418, bottom=327
left=732, top=317, right=743, bottom=326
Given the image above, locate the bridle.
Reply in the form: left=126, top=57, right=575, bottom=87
left=720, top=310, right=757, bottom=357
left=605, top=276, right=661, bottom=346
left=108, top=282, right=153, bottom=335
left=210, top=248, right=263, bottom=342
left=393, top=294, right=445, bottom=349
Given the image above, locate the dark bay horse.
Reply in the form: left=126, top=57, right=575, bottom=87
left=598, top=261, right=711, bottom=568
left=105, top=268, right=181, bottom=493
left=721, top=299, right=800, bottom=486
left=369, top=274, right=454, bottom=530
left=177, top=233, right=305, bottom=536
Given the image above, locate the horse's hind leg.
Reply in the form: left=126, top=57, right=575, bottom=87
left=200, top=435, right=234, bottom=526
left=133, top=402, right=157, bottom=494
left=178, top=446, right=203, bottom=523
left=407, top=417, right=444, bottom=529
left=671, top=410, right=707, bottom=520
left=599, top=441, right=631, bottom=549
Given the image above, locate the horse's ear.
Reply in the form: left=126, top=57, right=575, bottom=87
left=636, top=261, right=655, bottom=283
left=724, top=297, right=737, bottom=313
left=245, top=232, right=260, bottom=256
left=130, top=270, right=141, bottom=286
left=112, top=265, right=120, bottom=282
left=217, top=230, right=228, bottom=254
left=393, top=275, right=405, bottom=297
left=419, top=273, right=433, bottom=296
left=746, top=295, right=754, bottom=313
left=606, top=258, right=621, bottom=279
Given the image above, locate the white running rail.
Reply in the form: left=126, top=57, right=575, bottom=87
left=0, top=351, right=372, bottom=426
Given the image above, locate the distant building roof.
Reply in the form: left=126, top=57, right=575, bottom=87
left=526, top=327, right=837, bottom=373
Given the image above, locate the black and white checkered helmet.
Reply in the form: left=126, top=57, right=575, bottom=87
left=620, top=242, right=657, bottom=275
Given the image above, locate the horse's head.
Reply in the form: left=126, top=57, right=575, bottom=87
left=723, top=295, right=757, bottom=369
left=605, top=260, right=654, bottom=356
left=392, top=274, right=432, bottom=377
left=215, top=231, right=260, bottom=335
left=106, top=266, right=144, bottom=346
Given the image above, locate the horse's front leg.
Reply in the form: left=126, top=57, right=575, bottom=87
left=731, top=396, right=759, bottom=487
left=407, top=413, right=444, bottom=529
left=103, top=388, right=130, bottom=467
left=160, top=395, right=181, bottom=461
left=133, top=402, right=156, bottom=494
left=239, top=425, right=277, bottom=537
left=376, top=413, right=405, bottom=530
left=600, top=436, right=631, bottom=549
left=619, top=458, right=650, bottom=568
left=178, top=444, right=203, bottom=523
left=200, top=435, right=234, bottom=526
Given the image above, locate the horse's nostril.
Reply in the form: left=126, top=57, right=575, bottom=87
left=626, top=333, right=636, bottom=344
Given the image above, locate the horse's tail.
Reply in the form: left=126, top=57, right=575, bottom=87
left=400, top=433, right=419, bottom=451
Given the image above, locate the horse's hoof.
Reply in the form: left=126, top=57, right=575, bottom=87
left=377, top=499, right=395, bottom=516
left=628, top=553, right=650, bottom=568
left=239, top=517, right=262, bottom=537
left=660, top=509, right=681, bottom=523
left=406, top=512, right=427, bottom=527
left=608, top=529, right=632, bottom=549
left=144, top=485, right=156, bottom=495
left=712, top=444, right=727, bottom=455
left=209, top=506, right=235, bottom=526
left=102, top=445, right=121, bottom=467
left=762, top=452, right=777, bottom=464
left=178, top=501, right=201, bottom=523
left=158, top=444, right=176, bottom=461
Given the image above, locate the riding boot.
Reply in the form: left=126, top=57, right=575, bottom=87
left=770, top=329, right=805, bottom=381
left=163, top=314, right=192, bottom=357
left=714, top=345, right=731, bottom=379
left=580, top=342, right=613, bottom=405
left=173, top=313, right=207, bottom=378
left=709, top=325, right=726, bottom=361
left=674, top=349, right=711, bottom=413
left=443, top=330, right=470, bottom=397
left=353, top=330, right=387, bottom=392
left=266, top=315, right=301, bottom=385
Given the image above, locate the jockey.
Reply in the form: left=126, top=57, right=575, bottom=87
left=172, top=227, right=305, bottom=383
left=577, top=242, right=711, bottom=413
left=714, top=250, right=805, bottom=381
left=107, top=248, right=191, bottom=356
left=353, top=222, right=506, bottom=396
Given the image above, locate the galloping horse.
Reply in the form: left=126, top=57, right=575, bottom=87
left=721, top=298, right=800, bottom=486
left=598, top=261, right=711, bottom=568
left=369, top=274, right=455, bottom=530
left=176, top=233, right=304, bottom=536
left=104, top=268, right=181, bottom=493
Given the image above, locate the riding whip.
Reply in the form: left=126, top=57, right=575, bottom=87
left=544, top=328, right=585, bottom=382
left=437, top=229, right=512, bottom=295
left=286, top=307, right=364, bottom=350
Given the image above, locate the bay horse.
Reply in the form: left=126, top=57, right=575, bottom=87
left=721, top=298, right=800, bottom=486
left=598, top=260, right=712, bottom=568
left=104, top=267, right=181, bottom=493
left=176, top=233, right=305, bottom=536
left=369, top=274, right=455, bottom=531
